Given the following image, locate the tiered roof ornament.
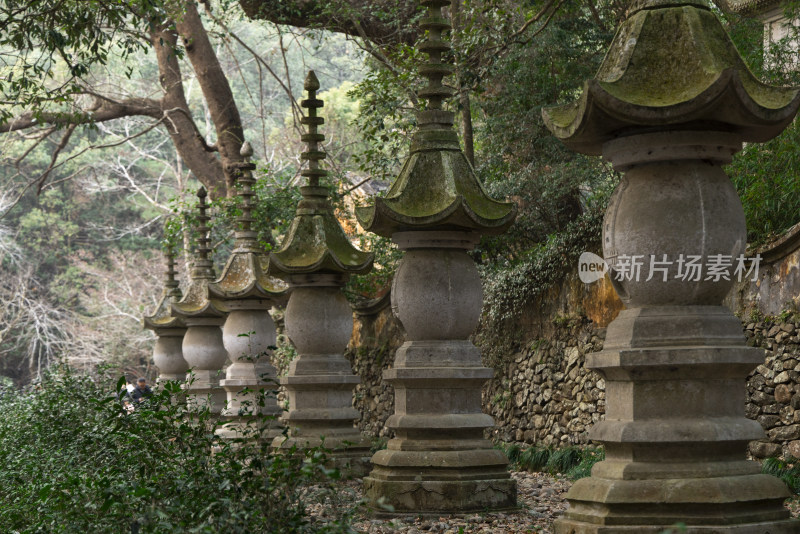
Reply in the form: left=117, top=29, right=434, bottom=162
left=208, top=143, right=288, bottom=300
left=355, top=0, right=515, bottom=236
left=540, top=0, right=800, bottom=531
left=270, top=71, right=373, bottom=277
left=541, top=0, right=800, bottom=152
left=143, top=243, right=184, bottom=332
left=171, top=187, right=227, bottom=320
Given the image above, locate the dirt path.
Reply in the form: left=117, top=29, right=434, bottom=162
left=313, top=471, right=800, bottom=534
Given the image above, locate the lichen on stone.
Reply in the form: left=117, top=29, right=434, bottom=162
left=270, top=71, right=373, bottom=278
left=541, top=0, right=800, bottom=154
left=354, top=0, right=515, bottom=237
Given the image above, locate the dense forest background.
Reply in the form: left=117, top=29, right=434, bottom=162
left=1, top=0, right=799, bottom=385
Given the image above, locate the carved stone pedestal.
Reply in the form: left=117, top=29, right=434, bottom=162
left=217, top=301, right=282, bottom=442
left=364, top=232, right=516, bottom=514
left=274, top=274, right=370, bottom=475
left=551, top=132, right=797, bottom=533
left=182, top=318, right=228, bottom=415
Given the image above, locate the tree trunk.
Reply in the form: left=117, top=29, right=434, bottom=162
left=176, top=2, right=247, bottom=196
left=151, top=24, right=228, bottom=197
left=450, top=0, right=475, bottom=167
left=239, top=0, right=419, bottom=47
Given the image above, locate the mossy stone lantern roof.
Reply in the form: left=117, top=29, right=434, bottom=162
left=355, top=0, right=516, bottom=237
left=541, top=0, right=800, bottom=155
left=269, top=71, right=373, bottom=277
left=171, top=187, right=228, bottom=320
left=208, top=143, right=289, bottom=300
left=142, top=243, right=185, bottom=332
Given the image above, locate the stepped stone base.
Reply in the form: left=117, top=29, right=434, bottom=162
left=554, top=519, right=800, bottom=533
left=364, top=471, right=517, bottom=516
left=274, top=432, right=372, bottom=477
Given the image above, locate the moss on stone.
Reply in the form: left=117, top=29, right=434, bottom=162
left=542, top=1, right=800, bottom=154
left=270, top=187, right=373, bottom=277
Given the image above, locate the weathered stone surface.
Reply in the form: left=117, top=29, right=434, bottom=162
left=788, top=440, right=800, bottom=459
left=776, top=384, right=793, bottom=403
left=768, top=424, right=800, bottom=441
left=143, top=247, right=187, bottom=383
left=541, top=0, right=799, bottom=530
left=171, top=189, right=229, bottom=414
left=758, top=415, right=782, bottom=429
left=358, top=0, right=516, bottom=515
left=208, top=145, right=288, bottom=443
left=364, top=233, right=516, bottom=514
left=268, top=77, right=372, bottom=473
left=750, top=440, right=783, bottom=458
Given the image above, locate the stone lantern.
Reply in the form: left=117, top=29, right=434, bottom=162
left=171, top=187, right=229, bottom=415
left=208, top=143, right=288, bottom=442
left=541, top=1, right=800, bottom=531
left=269, top=71, right=374, bottom=474
left=142, top=244, right=187, bottom=383
left=355, top=0, right=517, bottom=514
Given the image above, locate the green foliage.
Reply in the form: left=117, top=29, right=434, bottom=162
left=479, top=206, right=606, bottom=366
left=345, top=234, right=401, bottom=299
left=0, top=0, right=160, bottom=121
left=726, top=120, right=800, bottom=246
left=497, top=443, right=604, bottom=480
left=0, top=365, right=354, bottom=532
left=762, top=456, right=800, bottom=495
left=721, top=9, right=800, bottom=245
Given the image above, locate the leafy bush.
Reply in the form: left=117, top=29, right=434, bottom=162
left=0, top=366, right=354, bottom=533
left=497, top=443, right=604, bottom=480
left=762, top=456, right=800, bottom=495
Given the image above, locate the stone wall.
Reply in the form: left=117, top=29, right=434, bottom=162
left=346, top=292, right=403, bottom=439
left=344, top=224, right=800, bottom=457
left=746, top=318, right=800, bottom=459
left=482, top=316, right=606, bottom=447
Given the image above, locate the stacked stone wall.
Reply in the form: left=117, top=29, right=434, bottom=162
left=745, top=318, right=800, bottom=458
left=346, top=299, right=800, bottom=459
left=343, top=224, right=800, bottom=455
left=482, top=316, right=606, bottom=447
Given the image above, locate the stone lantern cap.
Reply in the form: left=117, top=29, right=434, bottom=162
left=142, top=243, right=185, bottom=331
left=171, top=187, right=228, bottom=319
left=208, top=143, right=289, bottom=300
left=541, top=0, right=800, bottom=155
left=270, top=71, right=373, bottom=277
left=355, top=0, right=515, bottom=238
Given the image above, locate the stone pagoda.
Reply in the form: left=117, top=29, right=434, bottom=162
left=208, top=143, right=288, bottom=442
left=269, top=71, right=373, bottom=474
left=171, top=187, right=229, bottom=415
left=541, top=0, right=800, bottom=531
left=142, top=243, right=187, bottom=383
left=355, top=0, right=517, bottom=514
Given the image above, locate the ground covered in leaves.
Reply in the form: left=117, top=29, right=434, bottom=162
left=310, top=471, right=800, bottom=534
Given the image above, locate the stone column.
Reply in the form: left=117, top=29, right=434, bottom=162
left=270, top=72, right=373, bottom=474
left=209, top=143, right=288, bottom=443
left=364, top=231, right=516, bottom=513
left=278, top=274, right=370, bottom=474
left=541, top=1, right=800, bottom=531
left=143, top=244, right=187, bottom=384
left=355, top=1, right=517, bottom=514
left=171, top=187, right=228, bottom=415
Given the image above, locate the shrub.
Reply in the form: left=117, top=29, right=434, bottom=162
left=497, top=443, right=604, bottom=480
left=0, top=365, right=354, bottom=533
left=762, top=456, right=800, bottom=495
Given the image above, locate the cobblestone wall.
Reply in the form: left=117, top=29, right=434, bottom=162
left=482, top=316, right=606, bottom=447
left=346, top=300, right=800, bottom=459
left=745, top=318, right=800, bottom=459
